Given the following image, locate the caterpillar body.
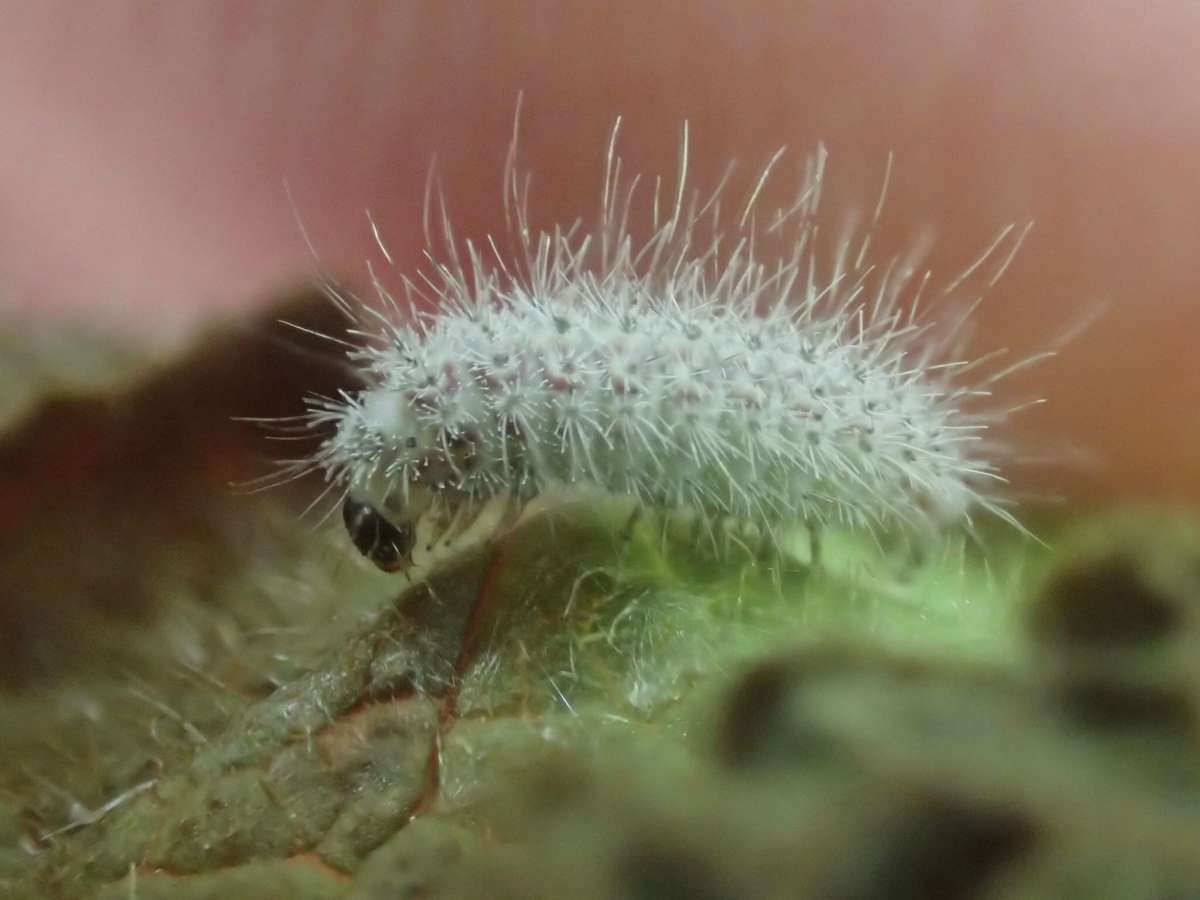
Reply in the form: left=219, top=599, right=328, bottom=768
left=300, top=117, right=1030, bottom=572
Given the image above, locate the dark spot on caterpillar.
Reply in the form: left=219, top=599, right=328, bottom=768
left=553, top=314, right=571, bottom=333
left=342, top=496, right=415, bottom=572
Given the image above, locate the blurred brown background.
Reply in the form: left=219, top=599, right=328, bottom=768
left=0, top=1, right=1196, bottom=505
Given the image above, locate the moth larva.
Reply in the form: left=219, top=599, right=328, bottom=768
left=298, top=116, right=1031, bottom=572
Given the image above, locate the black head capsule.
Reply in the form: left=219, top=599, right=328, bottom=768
left=342, top=496, right=415, bottom=572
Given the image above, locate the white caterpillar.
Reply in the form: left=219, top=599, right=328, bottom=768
left=300, top=116, right=1032, bottom=571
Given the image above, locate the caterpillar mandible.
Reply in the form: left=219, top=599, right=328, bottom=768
left=300, top=111, right=1033, bottom=573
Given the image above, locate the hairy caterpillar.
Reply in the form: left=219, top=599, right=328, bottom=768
left=293, top=114, right=1033, bottom=573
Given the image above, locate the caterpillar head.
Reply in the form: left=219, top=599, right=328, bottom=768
left=330, top=386, right=500, bottom=571
left=341, top=495, right=415, bottom=572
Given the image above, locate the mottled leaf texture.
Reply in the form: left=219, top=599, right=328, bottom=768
left=3, top=299, right=1200, bottom=899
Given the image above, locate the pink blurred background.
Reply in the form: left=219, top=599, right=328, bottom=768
left=0, top=1, right=1196, bottom=505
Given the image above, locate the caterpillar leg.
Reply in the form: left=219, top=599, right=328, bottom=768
left=807, top=523, right=823, bottom=570
left=724, top=521, right=757, bottom=564
left=754, top=523, right=776, bottom=563
left=619, top=503, right=644, bottom=543
left=488, top=490, right=525, bottom=544
left=433, top=499, right=473, bottom=550
left=690, top=511, right=722, bottom=558
left=749, top=528, right=785, bottom=595
left=610, top=502, right=646, bottom=575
